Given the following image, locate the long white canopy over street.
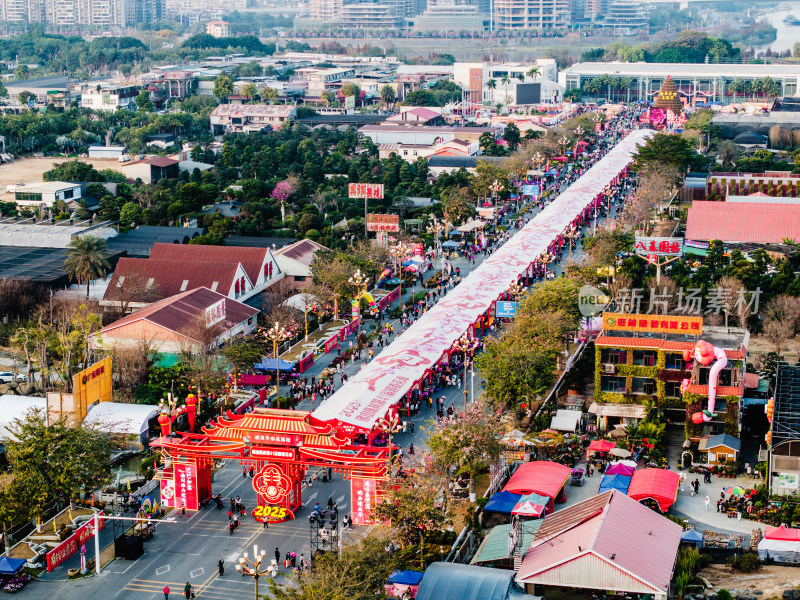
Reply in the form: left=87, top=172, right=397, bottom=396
left=312, top=129, right=653, bottom=432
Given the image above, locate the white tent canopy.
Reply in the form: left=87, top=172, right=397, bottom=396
left=282, top=293, right=319, bottom=311
left=758, top=538, right=800, bottom=564
left=82, top=402, right=158, bottom=436
left=550, top=409, right=583, bottom=433
left=0, top=395, right=47, bottom=441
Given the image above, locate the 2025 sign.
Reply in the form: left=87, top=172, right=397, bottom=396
left=251, top=506, right=295, bottom=523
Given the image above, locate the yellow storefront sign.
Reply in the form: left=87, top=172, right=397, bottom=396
left=73, top=356, right=112, bottom=419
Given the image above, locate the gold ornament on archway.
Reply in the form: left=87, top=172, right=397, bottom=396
left=653, top=76, right=684, bottom=114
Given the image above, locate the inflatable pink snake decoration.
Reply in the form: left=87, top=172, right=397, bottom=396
left=681, top=340, right=728, bottom=424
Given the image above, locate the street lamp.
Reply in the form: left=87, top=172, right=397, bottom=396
left=557, top=135, right=569, bottom=156
left=563, top=223, right=579, bottom=259
left=348, top=268, right=368, bottom=339
left=425, top=218, right=444, bottom=282
left=389, top=241, right=409, bottom=312
left=489, top=179, right=504, bottom=226
left=536, top=251, right=555, bottom=280
left=264, top=321, right=294, bottom=408
left=236, top=545, right=272, bottom=600
left=506, top=280, right=523, bottom=302
left=530, top=151, right=544, bottom=193
left=452, top=332, right=479, bottom=413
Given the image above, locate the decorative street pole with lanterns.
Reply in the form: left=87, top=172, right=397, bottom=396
left=506, top=280, right=523, bottom=302
left=530, top=151, right=544, bottom=194
left=236, top=545, right=273, bottom=600
left=452, top=332, right=480, bottom=413
left=536, top=250, right=555, bottom=280
left=389, top=241, right=409, bottom=310
left=563, top=223, right=579, bottom=259
left=264, top=321, right=294, bottom=408
left=425, top=217, right=444, bottom=282
left=348, top=267, right=368, bottom=339
left=557, top=135, right=569, bottom=156
left=489, top=179, right=504, bottom=227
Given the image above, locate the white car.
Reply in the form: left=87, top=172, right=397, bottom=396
left=0, top=371, right=25, bottom=383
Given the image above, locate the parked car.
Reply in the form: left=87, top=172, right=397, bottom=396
left=0, top=371, right=25, bottom=383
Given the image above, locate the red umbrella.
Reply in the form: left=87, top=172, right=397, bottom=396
left=588, top=439, right=617, bottom=453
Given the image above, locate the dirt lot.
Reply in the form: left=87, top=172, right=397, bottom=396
left=700, top=563, right=800, bottom=599
left=0, top=156, right=123, bottom=201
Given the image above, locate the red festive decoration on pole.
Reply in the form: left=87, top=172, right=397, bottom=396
left=157, top=413, right=171, bottom=437
left=185, top=394, right=198, bottom=433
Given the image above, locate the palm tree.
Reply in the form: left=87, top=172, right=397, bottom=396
left=501, top=75, right=511, bottom=107
left=516, top=73, right=524, bottom=83
left=64, top=235, right=110, bottom=297
left=486, top=78, right=497, bottom=103
left=380, top=84, right=396, bottom=109
left=527, top=66, right=540, bottom=80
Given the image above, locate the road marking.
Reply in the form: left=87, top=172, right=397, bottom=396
left=305, top=492, right=318, bottom=504
left=335, top=494, right=345, bottom=504
left=190, top=567, right=205, bottom=579
left=155, top=564, right=170, bottom=576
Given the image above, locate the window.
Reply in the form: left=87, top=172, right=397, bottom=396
left=665, top=353, right=683, bottom=370
left=295, top=276, right=307, bottom=282
left=600, top=349, right=626, bottom=364
left=601, top=376, right=626, bottom=392
left=15, top=192, right=42, bottom=202
left=633, top=350, right=656, bottom=366
left=665, top=381, right=682, bottom=398
left=63, top=189, right=74, bottom=199
left=632, top=377, right=655, bottom=394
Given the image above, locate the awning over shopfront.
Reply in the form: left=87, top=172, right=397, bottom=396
left=588, top=401, right=646, bottom=419
left=503, top=461, right=572, bottom=506
left=549, top=409, right=582, bottom=432
left=627, top=468, right=681, bottom=512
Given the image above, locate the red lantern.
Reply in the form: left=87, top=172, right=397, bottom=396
left=157, top=413, right=171, bottom=437
left=185, top=394, right=198, bottom=433
left=691, top=412, right=705, bottom=425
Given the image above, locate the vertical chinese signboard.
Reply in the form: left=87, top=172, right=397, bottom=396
left=174, top=462, right=198, bottom=511
left=351, top=477, right=380, bottom=525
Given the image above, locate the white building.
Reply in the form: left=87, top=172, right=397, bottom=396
left=209, top=104, right=296, bottom=134
left=454, top=60, right=559, bottom=106
left=493, top=0, right=569, bottom=30
left=81, top=83, right=139, bottom=111
left=8, top=181, right=82, bottom=207
left=206, top=19, right=229, bottom=37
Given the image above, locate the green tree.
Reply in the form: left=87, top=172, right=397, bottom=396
left=119, top=201, right=142, bottom=231
left=64, top=235, right=110, bottom=297
left=134, top=90, right=154, bottom=112
left=340, top=83, right=361, bottom=103
left=426, top=399, right=503, bottom=496
left=379, top=84, right=396, bottom=108
left=632, top=133, right=696, bottom=172
left=213, top=75, right=234, bottom=101
left=6, top=409, right=110, bottom=520
left=0, top=81, right=7, bottom=98
left=43, top=160, right=104, bottom=182
left=242, top=82, right=258, bottom=100
left=402, top=90, right=436, bottom=106
left=221, top=338, right=264, bottom=378
left=503, top=122, right=521, bottom=151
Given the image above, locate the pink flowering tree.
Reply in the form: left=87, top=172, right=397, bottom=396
left=426, top=399, right=504, bottom=499
left=270, top=179, right=295, bottom=221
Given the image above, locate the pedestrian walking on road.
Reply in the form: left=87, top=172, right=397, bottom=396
left=275, top=547, right=281, bottom=565
left=183, top=582, right=192, bottom=599
left=218, top=559, right=224, bottom=576
left=229, top=521, right=234, bottom=535
left=163, top=585, right=170, bottom=600
left=242, top=467, right=247, bottom=478
left=705, top=496, right=710, bottom=511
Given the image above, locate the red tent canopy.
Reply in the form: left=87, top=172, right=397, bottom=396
left=237, top=374, right=269, bottom=386
left=765, top=525, right=800, bottom=541
left=588, top=439, right=616, bottom=453
left=627, top=468, right=680, bottom=512
left=503, top=461, right=572, bottom=508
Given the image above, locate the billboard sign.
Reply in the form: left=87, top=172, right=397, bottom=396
left=46, top=511, right=105, bottom=571
left=344, top=95, right=355, bottom=110
left=366, top=214, right=399, bottom=232
left=351, top=476, right=380, bottom=525
left=602, top=312, right=703, bottom=335
left=348, top=183, right=384, bottom=199
left=495, top=301, right=519, bottom=318
left=72, top=357, right=113, bottom=420
left=634, top=236, right=684, bottom=257
left=174, top=462, right=198, bottom=511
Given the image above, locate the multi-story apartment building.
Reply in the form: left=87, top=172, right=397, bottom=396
left=209, top=104, right=297, bottom=134
left=337, top=3, right=403, bottom=28
left=81, top=83, right=139, bottom=111
left=493, top=0, right=569, bottom=30
left=0, top=0, right=44, bottom=22
left=1, top=0, right=162, bottom=25
left=205, top=19, right=229, bottom=37
left=308, top=0, right=341, bottom=20
left=603, top=0, right=647, bottom=29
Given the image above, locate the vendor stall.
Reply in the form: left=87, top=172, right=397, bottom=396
left=758, top=526, right=800, bottom=564
left=385, top=570, right=424, bottom=599
left=503, top=461, right=572, bottom=511
left=598, top=473, right=632, bottom=495
left=627, top=468, right=680, bottom=513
